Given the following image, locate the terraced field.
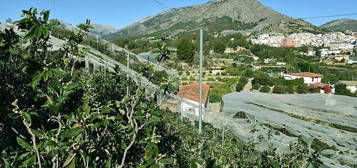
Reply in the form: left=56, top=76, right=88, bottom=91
left=206, top=93, right=357, bottom=168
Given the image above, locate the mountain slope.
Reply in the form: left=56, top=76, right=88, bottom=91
left=89, top=24, right=118, bottom=36
left=321, top=18, right=357, bottom=32
left=105, top=0, right=297, bottom=39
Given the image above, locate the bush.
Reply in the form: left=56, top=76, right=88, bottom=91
left=286, top=85, right=295, bottom=94
left=253, top=72, right=274, bottom=86
left=273, top=86, right=286, bottom=94
left=260, top=86, right=271, bottom=93
left=236, top=77, right=249, bottom=92
left=252, top=83, right=261, bottom=90
left=335, top=83, right=352, bottom=96
left=181, top=77, right=188, bottom=81
left=297, top=84, right=309, bottom=94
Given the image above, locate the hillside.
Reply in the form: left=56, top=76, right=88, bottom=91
left=56, top=20, right=117, bottom=36
left=257, top=19, right=329, bottom=35
left=89, top=24, right=118, bottom=36
left=321, top=18, right=357, bottom=32
left=104, top=0, right=321, bottom=39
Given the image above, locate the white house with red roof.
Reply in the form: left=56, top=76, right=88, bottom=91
left=177, top=82, right=210, bottom=117
left=281, top=72, right=323, bottom=84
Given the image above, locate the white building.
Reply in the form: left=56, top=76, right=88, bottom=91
left=276, top=62, right=286, bottom=66
left=339, top=81, right=357, bottom=93
left=281, top=72, right=323, bottom=84
left=177, top=82, right=210, bottom=117
left=348, top=58, right=357, bottom=64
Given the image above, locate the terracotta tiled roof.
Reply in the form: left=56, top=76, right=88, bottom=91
left=309, top=83, right=328, bottom=89
left=177, top=82, right=210, bottom=104
left=285, top=72, right=323, bottom=78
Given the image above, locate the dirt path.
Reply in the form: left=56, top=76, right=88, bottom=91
left=241, top=78, right=253, bottom=92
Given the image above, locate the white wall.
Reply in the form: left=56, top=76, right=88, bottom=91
left=347, top=86, right=357, bottom=93
left=281, top=74, right=321, bottom=84
left=180, top=98, right=206, bottom=117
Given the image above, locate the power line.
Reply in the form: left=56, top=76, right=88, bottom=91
left=302, top=12, right=357, bottom=19
left=152, top=0, right=170, bottom=9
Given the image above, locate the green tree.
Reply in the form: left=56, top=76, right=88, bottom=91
left=176, top=37, right=195, bottom=62
left=335, top=83, right=351, bottom=96
left=77, top=19, right=93, bottom=32
left=211, top=39, right=226, bottom=54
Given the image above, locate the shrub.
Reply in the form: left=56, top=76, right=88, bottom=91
left=252, top=83, right=261, bottom=90
left=260, top=86, right=271, bottom=93
left=236, top=77, right=249, bottom=92
left=273, top=86, right=286, bottom=94
left=286, top=85, right=295, bottom=94
left=297, top=84, right=309, bottom=94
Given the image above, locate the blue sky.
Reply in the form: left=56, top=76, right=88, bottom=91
left=1, top=0, right=357, bottom=29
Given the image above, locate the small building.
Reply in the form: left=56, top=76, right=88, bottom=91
left=348, top=58, right=357, bottom=64
left=333, top=55, right=350, bottom=63
left=307, top=48, right=315, bottom=56
left=309, top=83, right=335, bottom=94
left=276, top=62, right=286, bottom=66
left=281, top=72, right=323, bottom=84
left=264, top=58, right=275, bottom=64
left=318, top=49, right=329, bottom=57
left=338, top=81, right=357, bottom=93
left=281, top=39, right=295, bottom=48
left=177, top=82, right=210, bottom=117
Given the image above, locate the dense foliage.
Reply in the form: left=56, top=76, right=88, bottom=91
left=236, top=76, right=249, bottom=92
left=176, top=38, right=195, bottom=62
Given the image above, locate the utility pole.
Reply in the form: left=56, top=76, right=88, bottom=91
left=199, top=29, right=203, bottom=134
left=127, top=52, right=130, bottom=95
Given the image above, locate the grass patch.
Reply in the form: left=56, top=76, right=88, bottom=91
left=311, top=138, right=338, bottom=152
left=263, top=124, right=298, bottom=137
left=246, top=102, right=357, bottom=134
left=233, top=111, right=247, bottom=119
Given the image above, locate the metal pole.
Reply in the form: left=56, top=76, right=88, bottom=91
left=199, top=29, right=203, bottom=134
left=127, top=52, right=130, bottom=95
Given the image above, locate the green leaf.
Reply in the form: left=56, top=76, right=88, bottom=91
left=23, top=112, right=31, bottom=124
left=32, top=129, right=45, bottom=138
left=22, top=154, right=36, bottom=167
left=83, top=98, right=90, bottom=116
left=64, top=82, right=80, bottom=92
left=18, top=152, right=32, bottom=161
left=31, top=72, right=43, bottom=89
left=150, top=164, right=159, bottom=168
left=150, top=116, right=161, bottom=122
left=43, top=11, right=49, bottom=22
left=159, top=158, right=173, bottom=165
left=2, top=158, right=10, bottom=168
left=44, top=139, right=57, bottom=147
left=144, top=143, right=159, bottom=161
left=17, top=137, right=32, bottom=150
left=63, top=153, right=76, bottom=167
left=59, top=128, right=83, bottom=139
left=101, top=106, right=111, bottom=114
left=69, top=158, right=76, bottom=168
